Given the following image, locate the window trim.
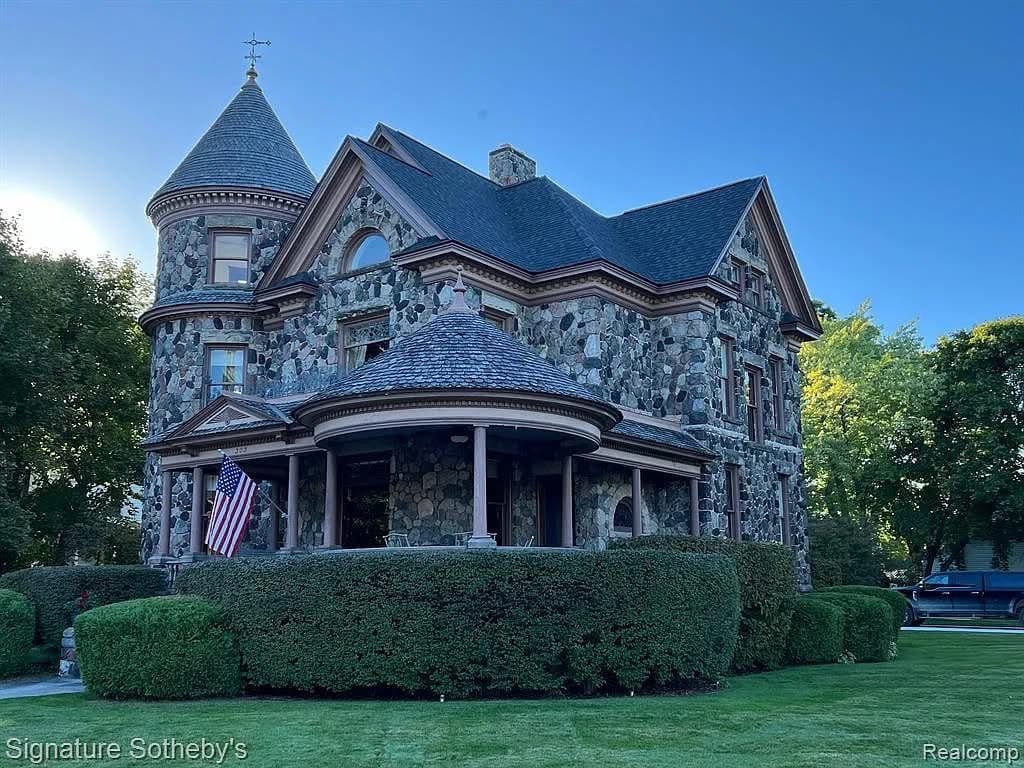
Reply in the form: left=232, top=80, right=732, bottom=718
left=770, top=356, right=785, bottom=432
left=745, top=364, right=763, bottom=443
left=481, top=307, right=515, bottom=333
left=208, top=228, right=252, bottom=286
left=731, top=258, right=746, bottom=297
left=777, top=474, right=791, bottom=546
left=339, top=310, right=393, bottom=373
left=204, top=344, right=248, bottom=405
left=748, top=269, right=764, bottom=309
left=726, top=464, right=742, bottom=541
left=342, top=229, right=391, bottom=273
left=719, top=335, right=738, bottom=420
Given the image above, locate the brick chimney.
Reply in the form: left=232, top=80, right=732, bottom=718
left=488, top=144, right=536, bottom=186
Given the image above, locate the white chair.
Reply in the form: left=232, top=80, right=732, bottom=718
left=383, top=532, right=410, bottom=548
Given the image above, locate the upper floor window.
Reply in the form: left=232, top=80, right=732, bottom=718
left=770, top=357, right=785, bottom=432
left=210, top=230, right=251, bottom=285
left=345, top=231, right=390, bottom=271
left=776, top=475, right=791, bottom=545
left=719, top=336, right=737, bottom=420
left=206, top=346, right=246, bottom=402
left=746, top=365, right=763, bottom=443
left=482, top=308, right=515, bottom=333
left=749, top=270, right=764, bottom=309
left=341, top=313, right=391, bottom=372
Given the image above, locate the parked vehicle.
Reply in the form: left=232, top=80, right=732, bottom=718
left=896, top=571, right=1024, bottom=626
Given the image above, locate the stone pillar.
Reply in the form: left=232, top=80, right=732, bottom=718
left=267, top=481, right=279, bottom=552
left=158, top=469, right=172, bottom=557
left=690, top=476, right=700, bottom=537
left=631, top=467, right=643, bottom=538
left=468, top=426, right=495, bottom=548
left=561, top=456, right=574, bottom=547
left=189, top=466, right=204, bottom=556
left=322, top=450, right=338, bottom=548
left=285, top=453, right=300, bottom=551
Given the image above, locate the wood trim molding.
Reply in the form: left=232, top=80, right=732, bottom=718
left=147, top=187, right=307, bottom=226
left=138, top=301, right=274, bottom=333
left=585, top=447, right=702, bottom=477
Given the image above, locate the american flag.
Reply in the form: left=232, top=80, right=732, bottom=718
left=204, top=456, right=257, bottom=557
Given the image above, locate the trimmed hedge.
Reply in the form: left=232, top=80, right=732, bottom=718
left=822, top=585, right=906, bottom=635
left=0, top=589, right=34, bottom=678
left=75, top=596, right=241, bottom=700
left=0, top=565, right=166, bottom=647
left=177, top=549, right=741, bottom=698
left=807, top=592, right=894, bottom=662
left=785, top=597, right=844, bottom=665
left=610, top=535, right=797, bottom=671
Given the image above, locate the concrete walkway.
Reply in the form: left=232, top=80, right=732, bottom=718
left=0, top=677, right=84, bottom=700
left=904, top=625, right=1023, bottom=635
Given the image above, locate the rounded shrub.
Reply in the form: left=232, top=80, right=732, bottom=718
left=0, top=589, right=34, bottom=679
left=0, top=565, right=166, bottom=648
left=821, top=585, right=906, bottom=635
left=785, top=597, right=844, bottom=665
left=807, top=592, right=894, bottom=663
left=75, top=595, right=241, bottom=700
left=177, top=549, right=741, bottom=698
left=610, top=535, right=797, bottom=672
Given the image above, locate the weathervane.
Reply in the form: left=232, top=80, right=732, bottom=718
left=243, top=33, right=271, bottom=73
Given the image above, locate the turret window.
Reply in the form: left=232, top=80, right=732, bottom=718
left=345, top=231, right=390, bottom=271
left=206, top=346, right=246, bottom=402
left=210, top=231, right=252, bottom=285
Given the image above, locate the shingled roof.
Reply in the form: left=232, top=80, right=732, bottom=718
left=149, top=73, right=316, bottom=208
left=358, top=129, right=763, bottom=285
left=304, top=309, right=615, bottom=410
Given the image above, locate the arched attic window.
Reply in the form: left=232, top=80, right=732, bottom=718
left=613, top=498, right=633, bottom=535
left=345, top=230, right=390, bottom=271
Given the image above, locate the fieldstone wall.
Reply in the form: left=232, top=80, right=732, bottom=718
left=390, top=433, right=473, bottom=544
left=154, top=213, right=293, bottom=302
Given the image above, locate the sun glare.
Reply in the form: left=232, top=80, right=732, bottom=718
left=0, top=187, right=107, bottom=261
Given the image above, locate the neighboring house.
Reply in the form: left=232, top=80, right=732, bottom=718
left=139, top=66, right=821, bottom=585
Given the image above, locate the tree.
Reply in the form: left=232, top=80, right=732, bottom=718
left=929, top=318, right=1024, bottom=568
left=0, top=213, right=151, bottom=571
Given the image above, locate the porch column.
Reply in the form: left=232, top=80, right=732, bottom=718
left=468, top=426, right=495, bottom=547
left=690, top=476, right=700, bottom=537
left=267, top=482, right=279, bottom=552
left=285, top=453, right=300, bottom=551
left=631, top=466, right=643, bottom=538
left=561, top=456, right=574, bottom=547
left=158, top=469, right=172, bottom=557
left=189, top=466, right=204, bottom=555
left=322, top=450, right=338, bottom=548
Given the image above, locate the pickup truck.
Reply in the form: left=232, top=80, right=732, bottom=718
left=896, top=571, right=1024, bottom=625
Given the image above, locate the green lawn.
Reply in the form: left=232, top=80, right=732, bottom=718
left=2, top=633, right=1021, bottom=767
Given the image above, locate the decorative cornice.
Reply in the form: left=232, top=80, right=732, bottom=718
left=393, top=243, right=736, bottom=317
left=147, top=186, right=307, bottom=227
left=138, top=300, right=274, bottom=334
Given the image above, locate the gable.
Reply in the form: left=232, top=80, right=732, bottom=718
left=257, top=137, right=443, bottom=290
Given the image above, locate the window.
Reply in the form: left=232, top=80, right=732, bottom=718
left=719, top=336, right=737, bottom=419
left=613, top=498, right=633, bottom=534
left=749, top=270, right=764, bottom=308
left=731, top=259, right=746, bottom=296
left=206, top=347, right=246, bottom=402
left=746, top=365, right=763, bottom=443
left=341, top=314, right=391, bottom=372
left=951, top=573, right=981, bottom=589
left=482, top=308, right=515, bottom=333
left=777, top=475, right=791, bottom=545
left=923, top=573, right=951, bottom=587
left=770, top=357, right=785, bottom=432
left=210, top=231, right=251, bottom=285
left=345, top=231, right=390, bottom=271
left=726, top=465, right=741, bottom=540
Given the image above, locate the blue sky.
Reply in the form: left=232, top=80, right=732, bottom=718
left=1, top=1, right=1021, bottom=342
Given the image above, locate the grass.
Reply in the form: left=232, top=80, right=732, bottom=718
left=1, top=633, right=1021, bottom=767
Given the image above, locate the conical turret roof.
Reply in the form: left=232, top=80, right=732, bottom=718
left=148, top=71, right=316, bottom=210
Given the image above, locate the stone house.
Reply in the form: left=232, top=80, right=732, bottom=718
left=139, top=66, right=821, bottom=584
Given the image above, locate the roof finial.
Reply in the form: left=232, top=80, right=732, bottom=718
left=243, top=33, right=271, bottom=82
left=448, top=268, right=472, bottom=313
